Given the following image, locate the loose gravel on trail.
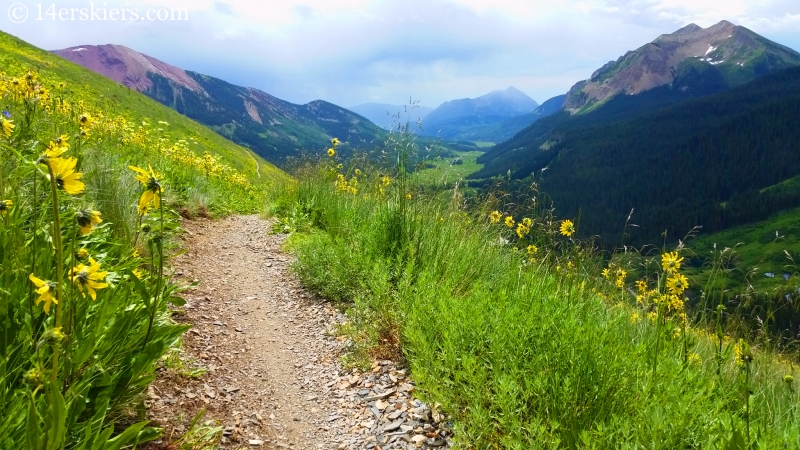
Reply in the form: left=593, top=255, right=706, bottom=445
left=146, top=215, right=452, bottom=449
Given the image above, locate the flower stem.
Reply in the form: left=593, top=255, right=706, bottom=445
left=46, top=163, right=64, bottom=383
left=143, top=195, right=164, bottom=349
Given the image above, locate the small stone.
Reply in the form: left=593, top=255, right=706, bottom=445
left=383, top=419, right=404, bottom=432
left=411, top=435, right=427, bottom=445
left=248, top=439, right=264, bottom=446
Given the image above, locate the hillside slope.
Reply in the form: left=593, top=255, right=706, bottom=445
left=473, top=67, right=800, bottom=246
left=1, top=31, right=289, bottom=211
left=53, top=44, right=384, bottom=165
left=565, top=20, right=800, bottom=113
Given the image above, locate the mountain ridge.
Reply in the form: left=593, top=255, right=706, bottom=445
left=564, top=20, right=800, bottom=113
left=53, top=44, right=384, bottom=165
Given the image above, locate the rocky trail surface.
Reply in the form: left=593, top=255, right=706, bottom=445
left=145, top=215, right=452, bottom=450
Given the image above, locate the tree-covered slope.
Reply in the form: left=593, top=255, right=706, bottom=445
left=54, top=44, right=385, bottom=166
left=473, top=67, right=800, bottom=247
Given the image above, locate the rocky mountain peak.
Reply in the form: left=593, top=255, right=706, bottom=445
left=564, top=20, right=800, bottom=113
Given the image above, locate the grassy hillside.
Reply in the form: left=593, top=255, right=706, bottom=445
left=273, top=147, right=800, bottom=448
left=0, top=30, right=286, bottom=448
left=0, top=30, right=289, bottom=212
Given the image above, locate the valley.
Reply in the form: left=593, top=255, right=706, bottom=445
left=3, top=11, right=800, bottom=450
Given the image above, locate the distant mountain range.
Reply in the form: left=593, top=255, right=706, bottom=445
left=53, top=44, right=384, bottom=165
left=347, top=103, right=434, bottom=130
left=471, top=21, right=800, bottom=246
left=419, top=87, right=541, bottom=141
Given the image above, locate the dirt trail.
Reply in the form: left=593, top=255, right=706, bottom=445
left=145, top=215, right=452, bottom=450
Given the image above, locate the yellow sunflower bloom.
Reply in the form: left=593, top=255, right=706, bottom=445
left=48, top=157, right=85, bottom=195
left=0, top=117, right=14, bottom=137
left=69, top=258, right=109, bottom=300
left=522, top=217, right=533, bottom=227
left=29, top=273, right=57, bottom=314
left=0, top=199, right=12, bottom=215
left=667, top=273, right=689, bottom=295
left=355, top=168, right=362, bottom=176
left=381, top=175, right=391, bottom=186
left=129, top=165, right=162, bottom=213
left=77, top=247, right=89, bottom=259
left=526, top=244, right=538, bottom=255
left=559, top=220, right=575, bottom=237
left=331, top=137, right=340, bottom=147
left=327, top=148, right=335, bottom=157
left=662, top=252, right=684, bottom=273
left=504, top=216, right=515, bottom=227
left=76, top=209, right=102, bottom=235
left=489, top=211, right=502, bottom=224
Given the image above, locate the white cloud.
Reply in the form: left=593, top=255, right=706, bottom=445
left=1, top=0, right=798, bottom=107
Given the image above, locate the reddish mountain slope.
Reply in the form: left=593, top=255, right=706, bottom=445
left=53, top=44, right=204, bottom=93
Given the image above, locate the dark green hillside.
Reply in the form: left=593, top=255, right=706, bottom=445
left=145, top=71, right=385, bottom=164
left=473, top=67, right=800, bottom=247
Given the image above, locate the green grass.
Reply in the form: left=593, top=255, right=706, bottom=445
left=0, top=30, right=292, bottom=448
left=686, top=206, right=800, bottom=292
left=472, top=141, right=496, bottom=148
left=275, top=159, right=800, bottom=449
left=411, top=150, right=483, bottom=186
left=0, top=30, right=289, bottom=214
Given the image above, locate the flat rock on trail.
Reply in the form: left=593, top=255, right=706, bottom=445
left=145, top=215, right=452, bottom=450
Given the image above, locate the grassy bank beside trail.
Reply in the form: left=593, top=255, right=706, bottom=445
left=275, top=154, right=800, bottom=448
left=0, top=38, right=287, bottom=446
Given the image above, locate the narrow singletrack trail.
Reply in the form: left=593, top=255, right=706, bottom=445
left=145, top=215, right=451, bottom=450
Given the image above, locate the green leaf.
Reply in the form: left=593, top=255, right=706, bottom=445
left=45, top=384, right=67, bottom=450
left=26, top=395, right=42, bottom=450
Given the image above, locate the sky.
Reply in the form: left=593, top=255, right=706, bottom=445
left=2, top=0, right=799, bottom=107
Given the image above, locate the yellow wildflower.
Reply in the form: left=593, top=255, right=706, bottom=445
left=733, top=338, right=752, bottom=366
left=490, top=211, right=502, bottom=224
left=133, top=268, right=145, bottom=280
left=516, top=223, right=530, bottom=238
left=0, top=116, right=14, bottom=137
left=355, top=168, right=362, bottom=176
left=559, top=219, right=575, bottom=237
left=0, top=199, right=12, bottom=215
left=630, top=312, right=640, bottom=323
left=48, top=157, right=85, bottom=195
left=647, top=311, right=658, bottom=322
left=69, top=258, right=109, bottom=300
left=636, top=279, right=648, bottom=294
left=522, top=217, right=532, bottom=227
left=381, top=175, right=391, bottom=186
left=327, top=148, right=335, bottom=157
left=688, top=352, right=701, bottom=365
left=406, top=193, right=412, bottom=199
left=76, top=209, right=102, bottom=235
left=662, top=251, right=684, bottom=273
left=29, top=274, right=57, bottom=314
left=129, top=165, right=162, bottom=213
left=527, top=244, right=538, bottom=255
left=667, top=273, right=689, bottom=295
left=601, top=268, right=611, bottom=279
left=504, top=216, right=515, bottom=228
left=331, top=137, right=340, bottom=146
left=77, top=247, right=89, bottom=259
